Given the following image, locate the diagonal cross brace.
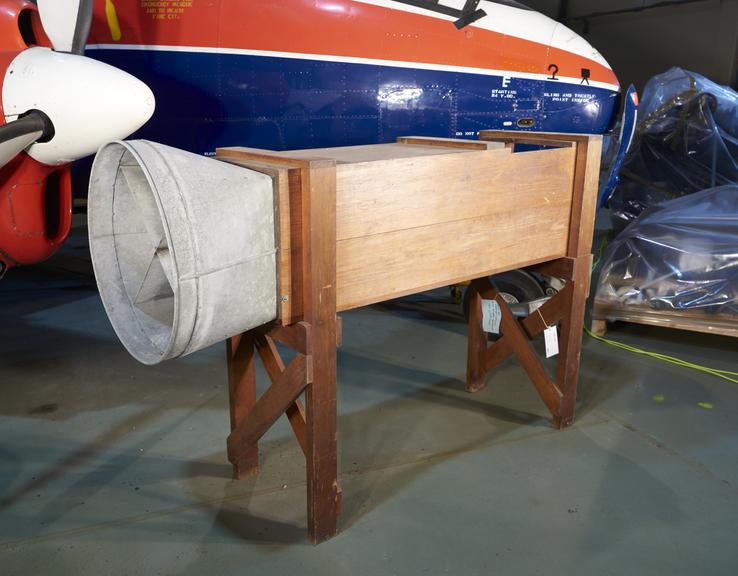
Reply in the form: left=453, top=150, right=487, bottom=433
left=467, top=276, right=565, bottom=418
left=226, top=353, right=309, bottom=463
left=483, top=282, right=573, bottom=373
left=254, top=332, right=309, bottom=455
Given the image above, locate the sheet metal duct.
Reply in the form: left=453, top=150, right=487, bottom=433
left=88, top=140, right=278, bottom=365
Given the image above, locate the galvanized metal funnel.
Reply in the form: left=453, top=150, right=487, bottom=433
left=88, top=140, right=278, bottom=365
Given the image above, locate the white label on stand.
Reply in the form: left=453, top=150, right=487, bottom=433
left=544, top=326, right=559, bottom=358
left=482, top=299, right=502, bottom=334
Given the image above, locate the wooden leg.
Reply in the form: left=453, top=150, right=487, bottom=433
left=227, top=334, right=259, bottom=478
left=303, top=159, right=340, bottom=544
left=466, top=284, right=487, bottom=393
left=554, top=255, right=592, bottom=429
left=305, top=319, right=340, bottom=544
left=590, top=318, right=607, bottom=337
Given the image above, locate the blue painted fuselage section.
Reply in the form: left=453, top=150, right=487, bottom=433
left=91, top=49, right=619, bottom=154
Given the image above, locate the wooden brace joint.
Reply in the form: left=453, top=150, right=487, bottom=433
left=227, top=353, right=309, bottom=463
left=252, top=332, right=311, bottom=455
left=265, top=315, right=342, bottom=353
left=467, top=277, right=564, bottom=419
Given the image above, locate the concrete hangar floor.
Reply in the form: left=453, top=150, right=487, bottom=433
left=1, top=216, right=737, bottom=575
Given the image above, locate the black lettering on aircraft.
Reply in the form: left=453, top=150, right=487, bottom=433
left=580, top=68, right=591, bottom=85
left=548, top=64, right=559, bottom=80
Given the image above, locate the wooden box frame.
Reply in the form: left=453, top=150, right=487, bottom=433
left=215, top=130, right=602, bottom=543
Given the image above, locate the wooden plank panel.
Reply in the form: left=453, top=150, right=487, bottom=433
left=217, top=147, right=320, bottom=167
left=480, top=130, right=590, bottom=140
left=219, top=154, right=305, bottom=324
left=219, top=138, right=583, bottom=323
left=220, top=158, right=296, bottom=322
left=396, top=136, right=504, bottom=150
left=335, top=146, right=575, bottom=241
left=336, top=201, right=571, bottom=311
left=222, top=140, right=502, bottom=164
left=285, top=168, right=304, bottom=322
left=278, top=143, right=482, bottom=164
left=480, top=129, right=584, bottom=148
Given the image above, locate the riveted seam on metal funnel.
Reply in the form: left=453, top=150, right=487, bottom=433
left=88, top=140, right=278, bottom=365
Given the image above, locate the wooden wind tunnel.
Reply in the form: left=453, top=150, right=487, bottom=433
left=216, top=130, right=602, bottom=543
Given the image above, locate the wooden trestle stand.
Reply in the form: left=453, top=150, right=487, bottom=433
left=216, top=130, right=602, bottom=543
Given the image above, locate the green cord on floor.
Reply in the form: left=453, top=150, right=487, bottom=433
left=584, top=326, right=738, bottom=384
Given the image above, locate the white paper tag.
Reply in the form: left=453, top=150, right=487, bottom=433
left=481, top=299, right=502, bottom=334
left=544, top=326, right=559, bottom=358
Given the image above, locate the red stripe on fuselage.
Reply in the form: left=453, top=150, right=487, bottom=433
left=91, top=0, right=618, bottom=87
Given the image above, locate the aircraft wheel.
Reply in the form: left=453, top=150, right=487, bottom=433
left=462, top=270, right=547, bottom=339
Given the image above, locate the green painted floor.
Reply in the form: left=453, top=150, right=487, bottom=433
left=1, top=222, right=737, bottom=575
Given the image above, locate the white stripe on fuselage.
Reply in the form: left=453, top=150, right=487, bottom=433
left=85, top=44, right=620, bottom=92
left=351, top=0, right=612, bottom=69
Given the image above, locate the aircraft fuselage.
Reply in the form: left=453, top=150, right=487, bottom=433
left=87, top=0, right=621, bottom=154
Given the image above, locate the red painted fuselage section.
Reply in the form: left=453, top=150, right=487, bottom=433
left=0, top=0, right=67, bottom=273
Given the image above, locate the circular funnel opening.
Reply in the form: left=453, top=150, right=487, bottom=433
left=90, top=139, right=279, bottom=365
left=89, top=142, right=178, bottom=365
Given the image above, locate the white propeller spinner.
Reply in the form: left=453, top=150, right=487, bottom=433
left=0, top=0, right=155, bottom=167
left=2, top=47, right=155, bottom=165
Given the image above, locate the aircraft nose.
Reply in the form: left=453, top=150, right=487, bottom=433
left=2, top=47, right=156, bottom=165
left=550, top=23, right=620, bottom=90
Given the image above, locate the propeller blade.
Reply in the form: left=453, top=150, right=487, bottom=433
left=0, top=111, right=53, bottom=169
left=37, top=0, right=93, bottom=54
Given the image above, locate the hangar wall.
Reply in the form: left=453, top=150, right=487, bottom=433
left=524, top=0, right=738, bottom=89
